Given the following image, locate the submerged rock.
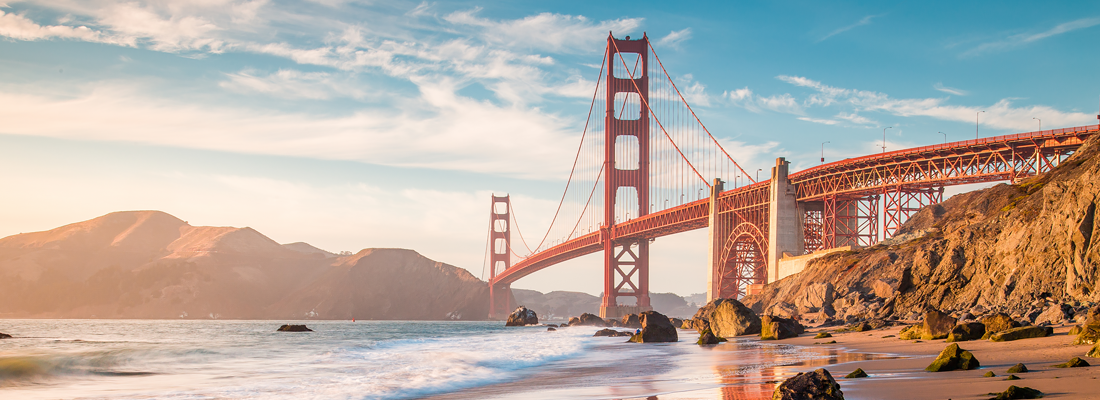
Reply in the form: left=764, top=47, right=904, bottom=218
left=761, top=315, right=804, bottom=340
left=772, top=368, right=844, bottom=400
left=593, top=328, right=631, bottom=337
left=697, top=329, right=722, bottom=345
left=925, top=343, right=980, bottom=372
left=547, top=327, right=556, bottom=331
left=1052, top=357, right=1090, bottom=368
left=844, top=368, right=868, bottom=378
left=276, top=324, right=312, bottom=332
left=505, top=306, right=538, bottom=327
left=947, top=322, right=987, bottom=342
left=1006, top=363, right=1029, bottom=373
left=0, top=332, right=11, bottom=339
left=628, top=311, right=678, bottom=343
left=989, top=326, right=1053, bottom=342
left=989, top=385, right=1042, bottom=399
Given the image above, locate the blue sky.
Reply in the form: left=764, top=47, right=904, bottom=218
left=2, top=0, right=1099, bottom=296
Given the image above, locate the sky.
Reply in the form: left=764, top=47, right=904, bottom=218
left=1, top=0, right=1099, bottom=297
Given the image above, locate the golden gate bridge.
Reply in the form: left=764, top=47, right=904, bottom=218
left=484, top=33, right=1100, bottom=320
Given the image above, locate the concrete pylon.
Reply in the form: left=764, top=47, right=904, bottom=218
left=706, top=178, right=724, bottom=303
left=767, top=157, right=804, bottom=283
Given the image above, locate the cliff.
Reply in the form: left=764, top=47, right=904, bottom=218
left=743, top=133, right=1100, bottom=322
left=0, top=211, right=488, bottom=320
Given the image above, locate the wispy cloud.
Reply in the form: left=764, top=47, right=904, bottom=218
left=219, top=69, right=369, bottom=100
left=655, top=28, right=692, bottom=48
left=933, top=83, right=968, bottom=96
left=817, top=14, right=883, bottom=42
left=724, top=87, right=802, bottom=114
left=962, top=17, right=1100, bottom=57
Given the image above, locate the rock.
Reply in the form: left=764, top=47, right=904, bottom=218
left=989, top=326, right=1053, bottom=342
left=697, top=329, right=723, bottom=345
left=1005, top=375, right=1021, bottom=381
left=814, top=332, right=833, bottom=339
left=1006, top=363, right=1028, bottom=373
left=947, top=322, right=987, bottom=342
left=793, top=282, right=835, bottom=314
left=1052, top=357, right=1090, bottom=368
left=958, top=312, right=974, bottom=321
left=898, top=324, right=923, bottom=340
left=766, top=302, right=799, bottom=319
left=925, top=343, right=980, bottom=372
left=0, top=332, right=10, bottom=339
left=1088, top=343, right=1100, bottom=358
left=567, top=316, right=579, bottom=325
left=1069, top=325, right=1084, bottom=335
left=761, top=315, right=803, bottom=340
left=505, top=306, right=538, bottom=326
left=989, top=385, right=1043, bottom=399
left=593, top=328, right=631, bottom=337
left=276, top=324, right=312, bottom=332
left=680, top=319, right=695, bottom=330
left=844, top=368, right=868, bottom=378
left=820, top=340, right=837, bottom=344
left=771, top=368, right=845, bottom=400
left=1072, top=324, right=1099, bottom=345
left=1034, top=304, right=1070, bottom=325
left=922, top=309, right=958, bottom=340
left=696, top=299, right=761, bottom=339
left=547, top=327, right=556, bottom=331
left=984, top=371, right=996, bottom=377
left=621, top=314, right=642, bottom=329
left=871, top=279, right=897, bottom=299
left=628, top=311, right=678, bottom=343
left=981, top=313, right=1021, bottom=339
left=670, top=318, right=683, bottom=328
left=570, top=313, right=606, bottom=327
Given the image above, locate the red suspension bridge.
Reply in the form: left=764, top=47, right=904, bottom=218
left=484, top=33, right=1100, bottom=320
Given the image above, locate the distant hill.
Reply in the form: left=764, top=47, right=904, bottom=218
left=0, top=211, right=488, bottom=320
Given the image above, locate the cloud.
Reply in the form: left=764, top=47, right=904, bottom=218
left=818, top=14, right=882, bottom=42
left=655, top=28, right=691, bottom=48
left=0, top=81, right=583, bottom=179
left=798, top=117, right=839, bottom=125
left=835, top=112, right=877, bottom=125
left=933, top=83, right=968, bottom=96
left=962, top=17, right=1100, bottom=57
left=0, top=9, right=134, bottom=45
left=724, top=87, right=802, bottom=114
left=219, top=69, right=369, bottom=100
left=443, top=9, right=641, bottom=53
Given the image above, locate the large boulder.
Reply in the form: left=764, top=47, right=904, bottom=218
left=761, top=315, right=804, bottom=340
left=1034, top=304, right=1070, bottom=325
left=922, top=309, right=958, bottom=340
left=621, top=314, right=642, bottom=329
left=505, top=306, right=538, bottom=326
left=980, top=313, right=1021, bottom=339
left=628, top=311, right=678, bottom=343
left=989, top=326, right=1054, bottom=342
left=569, top=313, right=607, bottom=327
left=946, top=322, right=986, bottom=342
left=277, top=324, right=312, bottom=332
left=771, top=368, right=845, bottom=400
left=1088, top=343, right=1100, bottom=358
left=1072, top=306, right=1100, bottom=345
left=695, top=299, right=761, bottom=339
left=925, top=343, right=980, bottom=372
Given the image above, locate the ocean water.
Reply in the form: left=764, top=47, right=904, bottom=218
left=0, top=320, right=884, bottom=399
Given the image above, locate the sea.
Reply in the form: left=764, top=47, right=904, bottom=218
left=0, top=319, right=891, bottom=400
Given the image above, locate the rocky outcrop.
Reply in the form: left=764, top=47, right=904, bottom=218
left=277, top=324, right=312, bottom=332
left=1072, top=305, right=1100, bottom=344
left=694, top=299, right=761, bottom=338
left=593, top=328, right=631, bottom=337
left=697, top=329, right=722, bottom=345
left=0, top=332, right=10, bottom=339
left=743, top=133, right=1100, bottom=322
left=628, top=311, right=678, bottom=343
left=761, top=315, right=804, bottom=340
left=1088, top=343, right=1100, bottom=358
left=772, top=368, right=845, bottom=400
left=505, top=306, right=538, bottom=326
left=844, top=368, right=868, bottom=379
left=621, top=314, right=642, bottom=329
left=926, top=343, right=980, bottom=372
left=568, top=313, right=606, bottom=327
left=1053, top=357, right=1090, bottom=368
left=981, top=313, right=1021, bottom=338
left=990, top=386, right=1043, bottom=400
left=989, top=326, right=1053, bottom=342
left=947, top=322, right=986, bottom=342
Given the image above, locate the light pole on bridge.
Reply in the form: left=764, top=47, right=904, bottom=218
left=821, top=141, right=830, bottom=164
left=756, top=168, right=762, bottom=182
left=976, top=111, right=985, bottom=139
left=882, top=127, right=891, bottom=153
left=1033, top=117, right=1041, bottom=132
left=939, top=132, right=946, bottom=144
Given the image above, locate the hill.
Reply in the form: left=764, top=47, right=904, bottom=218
left=0, top=211, right=487, bottom=320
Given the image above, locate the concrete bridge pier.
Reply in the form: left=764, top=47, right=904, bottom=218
left=767, top=157, right=805, bottom=284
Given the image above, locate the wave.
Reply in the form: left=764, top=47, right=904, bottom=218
left=0, top=350, right=156, bottom=384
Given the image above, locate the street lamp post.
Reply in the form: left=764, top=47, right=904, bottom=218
left=939, top=131, right=946, bottom=144
left=756, top=168, right=762, bottom=182
left=821, top=141, right=830, bottom=164
left=1033, top=117, right=1041, bottom=131
left=882, top=127, right=892, bottom=153
left=976, top=111, right=985, bottom=139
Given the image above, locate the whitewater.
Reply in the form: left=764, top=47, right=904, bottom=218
left=0, top=319, right=854, bottom=399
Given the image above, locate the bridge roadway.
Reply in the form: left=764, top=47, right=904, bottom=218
left=492, top=124, right=1099, bottom=291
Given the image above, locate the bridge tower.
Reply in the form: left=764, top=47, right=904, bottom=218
left=600, top=33, right=652, bottom=319
left=488, top=195, right=514, bottom=320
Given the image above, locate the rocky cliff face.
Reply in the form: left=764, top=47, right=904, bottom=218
left=744, top=133, right=1100, bottom=323
left=0, top=211, right=488, bottom=320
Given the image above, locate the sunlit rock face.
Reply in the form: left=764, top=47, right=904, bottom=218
left=744, top=133, right=1100, bottom=322
left=0, top=211, right=488, bottom=320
